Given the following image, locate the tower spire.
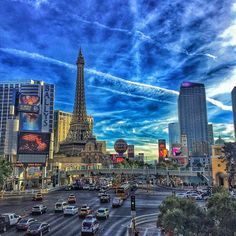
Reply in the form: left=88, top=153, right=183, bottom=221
left=73, top=48, right=86, bottom=122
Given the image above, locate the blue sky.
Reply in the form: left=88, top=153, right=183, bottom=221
left=0, top=0, right=236, bottom=159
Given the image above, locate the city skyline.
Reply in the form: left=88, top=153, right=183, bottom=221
left=0, top=0, right=236, bottom=158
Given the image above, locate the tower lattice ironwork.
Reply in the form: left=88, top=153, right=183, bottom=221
left=60, top=49, right=92, bottom=155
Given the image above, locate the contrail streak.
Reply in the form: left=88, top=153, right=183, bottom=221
left=0, top=47, right=232, bottom=111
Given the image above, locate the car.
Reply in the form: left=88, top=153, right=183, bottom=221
left=112, top=197, right=123, bottom=208
left=85, top=215, right=97, bottom=221
left=16, top=218, right=36, bottom=231
left=1, top=213, right=21, bottom=226
left=55, top=201, right=68, bottom=212
left=96, top=208, right=109, bottom=219
left=26, top=222, right=50, bottom=235
left=101, top=184, right=109, bottom=190
left=89, top=184, right=96, bottom=191
left=176, top=193, right=187, bottom=198
left=64, top=206, right=79, bottom=216
left=98, top=190, right=106, bottom=197
left=81, top=218, right=99, bottom=236
left=188, top=193, right=203, bottom=200
left=65, top=185, right=72, bottom=191
left=100, top=194, right=110, bottom=203
left=95, top=185, right=101, bottom=191
left=32, top=205, right=47, bottom=215
left=33, top=193, right=43, bottom=201
left=0, top=215, right=10, bottom=233
left=79, top=205, right=93, bottom=218
left=83, top=184, right=90, bottom=190
left=68, top=194, right=76, bottom=204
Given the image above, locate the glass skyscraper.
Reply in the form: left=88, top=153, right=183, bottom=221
left=168, top=122, right=180, bottom=147
left=178, top=82, right=209, bottom=156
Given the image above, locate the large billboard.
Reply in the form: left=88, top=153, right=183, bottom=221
left=158, top=139, right=168, bottom=159
left=18, top=132, right=50, bottom=154
left=18, top=94, right=40, bottom=113
left=172, top=146, right=182, bottom=156
left=19, top=113, right=42, bottom=132
left=127, top=145, right=134, bottom=158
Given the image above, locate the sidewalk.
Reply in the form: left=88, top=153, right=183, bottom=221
left=136, top=222, right=163, bottom=236
left=0, top=185, right=64, bottom=200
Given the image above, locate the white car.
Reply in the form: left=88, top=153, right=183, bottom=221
left=83, top=185, right=90, bottom=190
left=55, top=201, right=68, bottom=212
left=31, top=205, right=47, bottom=214
left=96, top=208, right=109, bottom=219
left=188, top=193, right=203, bottom=200
left=112, top=197, right=123, bottom=207
left=2, top=213, right=21, bottom=226
left=63, top=206, right=79, bottom=215
left=176, top=193, right=187, bottom=198
left=81, top=218, right=99, bottom=235
left=98, top=190, right=106, bottom=197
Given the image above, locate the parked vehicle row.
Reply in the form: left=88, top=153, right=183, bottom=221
left=0, top=213, right=50, bottom=236
left=176, top=189, right=211, bottom=200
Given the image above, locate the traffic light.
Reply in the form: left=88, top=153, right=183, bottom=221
left=131, top=195, right=136, bottom=211
left=197, top=172, right=205, bottom=181
left=39, top=176, right=42, bottom=184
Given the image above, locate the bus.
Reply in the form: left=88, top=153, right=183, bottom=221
left=116, top=183, right=130, bottom=200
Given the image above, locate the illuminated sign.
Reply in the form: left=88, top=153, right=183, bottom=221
left=172, top=146, right=182, bottom=156
left=116, top=157, right=125, bottom=163
left=14, top=162, right=45, bottom=167
left=20, top=113, right=41, bottom=131
left=127, top=145, right=134, bottom=158
left=18, top=132, right=50, bottom=154
left=158, top=139, right=167, bottom=159
left=42, top=84, right=51, bottom=132
left=18, top=95, right=40, bottom=113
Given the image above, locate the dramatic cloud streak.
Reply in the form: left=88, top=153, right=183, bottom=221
left=0, top=47, right=232, bottom=111
left=0, top=0, right=235, bottom=158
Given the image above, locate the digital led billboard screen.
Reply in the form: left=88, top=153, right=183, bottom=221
left=158, top=139, right=167, bottom=159
left=20, top=113, right=42, bottom=131
left=18, top=94, right=40, bottom=113
left=172, top=147, right=182, bottom=156
left=18, top=132, right=50, bottom=154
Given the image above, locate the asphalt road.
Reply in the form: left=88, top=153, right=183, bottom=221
left=0, top=187, right=172, bottom=236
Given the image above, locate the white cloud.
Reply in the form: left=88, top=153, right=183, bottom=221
left=220, top=21, right=236, bottom=47
left=213, top=123, right=234, bottom=141
left=0, top=47, right=232, bottom=111
left=206, top=68, right=236, bottom=98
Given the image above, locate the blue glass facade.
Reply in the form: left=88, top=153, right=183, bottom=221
left=178, top=82, right=209, bottom=155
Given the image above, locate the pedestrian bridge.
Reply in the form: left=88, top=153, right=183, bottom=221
left=66, top=168, right=209, bottom=177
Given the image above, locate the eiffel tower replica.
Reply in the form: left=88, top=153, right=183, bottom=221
left=59, top=49, right=92, bottom=156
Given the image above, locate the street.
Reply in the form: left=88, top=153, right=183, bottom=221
left=0, top=187, right=172, bottom=236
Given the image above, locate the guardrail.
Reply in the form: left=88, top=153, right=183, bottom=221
left=67, top=168, right=210, bottom=177
left=126, top=213, right=159, bottom=236
left=0, top=186, right=64, bottom=199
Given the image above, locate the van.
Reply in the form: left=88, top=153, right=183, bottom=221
left=54, top=201, right=68, bottom=212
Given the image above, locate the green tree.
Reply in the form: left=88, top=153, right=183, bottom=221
left=207, top=189, right=236, bottom=236
left=0, top=159, right=13, bottom=190
left=158, top=196, right=214, bottom=236
left=158, top=189, right=236, bottom=236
